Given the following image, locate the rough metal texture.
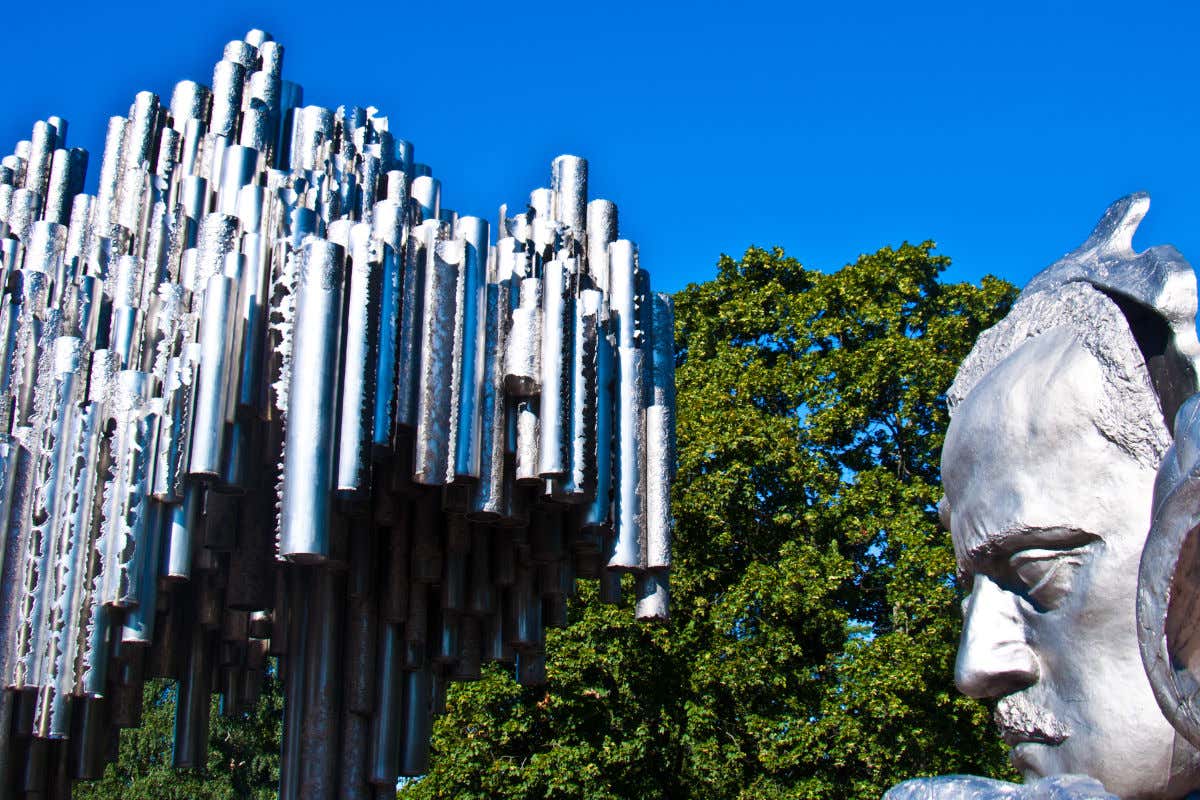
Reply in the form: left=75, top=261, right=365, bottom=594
left=0, top=29, right=673, bottom=799
left=900, top=196, right=1200, bottom=799
left=1139, top=394, right=1200, bottom=753
left=884, top=775, right=1118, bottom=800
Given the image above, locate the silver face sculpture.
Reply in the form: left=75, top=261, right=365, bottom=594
left=893, top=194, right=1200, bottom=800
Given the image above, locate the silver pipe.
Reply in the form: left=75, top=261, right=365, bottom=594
left=25, top=121, right=55, bottom=205
left=514, top=399, right=540, bottom=484
left=188, top=273, right=237, bottom=478
left=646, top=292, right=675, bottom=571
left=300, top=567, right=345, bottom=800
left=210, top=60, right=245, bottom=139
left=367, top=621, right=402, bottom=786
left=398, top=665, right=432, bottom=776
left=450, top=215, right=488, bottom=481
left=551, top=155, right=587, bottom=232
left=371, top=199, right=406, bottom=449
left=584, top=318, right=614, bottom=530
left=610, top=342, right=646, bottom=571
left=98, top=370, right=156, bottom=608
left=471, top=278, right=508, bottom=519
left=124, top=91, right=160, bottom=172
left=410, top=176, right=440, bottom=223
left=538, top=258, right=570, bottom=477
left=291, top=106, right=334, bottom=173
left=635, top=571, right=669, bottom=621
left=336, top=223, right=378, bottom=495
left=585, top=199, right=617, bottom=291
left=0, top=31, right=674, bottom=791
left=413, top=236, right=460, bottom=485
left=395, top=219, right=437, bottom=432
left=172, top=613, right=213, bottom=768
left=278, top=238, right=345, bottom=561
left=169, top=81, right=211, bottom=130
left=562, top=288, right=601, bottom=501
left=505, top=259, right=540, bottom=396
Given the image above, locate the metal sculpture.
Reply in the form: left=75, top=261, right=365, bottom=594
left=0, top=27, right=675, bottom=798
left=887, top=195, right=1200, bottom=799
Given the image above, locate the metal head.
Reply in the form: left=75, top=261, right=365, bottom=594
left=942, top=195, right=1200, bottom=799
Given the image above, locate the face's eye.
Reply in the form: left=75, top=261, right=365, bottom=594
left=1007, top=545, right=1092, bottom=610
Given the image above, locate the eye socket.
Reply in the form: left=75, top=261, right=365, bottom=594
left=1007, top=546, right=1092, bottom=610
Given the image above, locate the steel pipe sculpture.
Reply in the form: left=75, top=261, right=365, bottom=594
left=0, top=28, right=674, bottom=798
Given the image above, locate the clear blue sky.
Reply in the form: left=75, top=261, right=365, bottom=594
left=4, top=0, right=1197, bottom=295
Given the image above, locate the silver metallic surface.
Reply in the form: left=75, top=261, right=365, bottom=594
left=278, top=238, right=345, bottom=561
left=898, top=195, right=1200, bottom=799
left=450, top=215, right=488, bottom=481
left=884, top=775, right=1118, bottom=799
left=538, top=258, right=570, bottom=478
left=0, top=28, right=672, bottom=797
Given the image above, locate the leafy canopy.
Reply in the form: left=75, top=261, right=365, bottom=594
left=404, top=242, right=1018, bottom=799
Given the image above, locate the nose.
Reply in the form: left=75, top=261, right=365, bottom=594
left=955, top=573, right=1040, bottom=699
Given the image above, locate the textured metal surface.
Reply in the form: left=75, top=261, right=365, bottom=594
left=0, top=28, right=673, bottom=798
left=884, top=775, right=1118, bottom=799
left=899, top=195, right=1200, bottom=798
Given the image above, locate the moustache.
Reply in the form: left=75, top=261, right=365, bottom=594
left=994, top=695, right=1070, bottom=746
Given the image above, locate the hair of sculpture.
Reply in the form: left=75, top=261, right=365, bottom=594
left=947, top=280, right=1169, bottom=471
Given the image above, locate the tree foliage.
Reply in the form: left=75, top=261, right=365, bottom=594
left=75, top=674, right=283, bottom=800
left=403, top=242, right=1019, bottom=799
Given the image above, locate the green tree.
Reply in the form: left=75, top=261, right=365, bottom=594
left=672, top=244, right=1015, bottom=797
left=404, top=242, right=1018, bottom=799
left=75, top=674, right=283, bottom=800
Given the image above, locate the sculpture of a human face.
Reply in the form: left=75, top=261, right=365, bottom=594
left=942, top=327, right=1190, bottom=799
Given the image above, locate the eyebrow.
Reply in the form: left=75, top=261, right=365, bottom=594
left=962, top=525, right=1099, bottom=568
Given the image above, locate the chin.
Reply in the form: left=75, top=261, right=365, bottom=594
left=1012, top=742, right=1175, bottom=800
left=1009, top=742, right=1053, bottom=780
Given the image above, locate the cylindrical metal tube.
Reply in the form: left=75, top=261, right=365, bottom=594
left=25, top=120, right=55, bottom=204
left=610, top=342, right=646, bottom=570
left=586, top=199, right=617, bottom=291
left=563, top=289, right=601, bottom=501
left=538, top=259, right=570, bottom=477
left=551, top=155, right=587, bottom=231
left=278, top=238, right=346, bottom=562
left=210, top=60, right=246, bottom=139
left=172, top=616, right=213, bottom=769
left=300, top=567, right=345, bottom=800
left=413, top=237, right=460, bottom=485
left=291, top=106, right=334, bottom=173
left=471, top=279, right=509, bottom=519
left=336, top=223, right=378, bottom=494
left=170, top=81, right=211, bottom=129
left=450, top=216, right=488, bottom=481
left=280, top=569, right=309, bottom=800
left=505, top=243, right=540, bottom=394
left=188, top=273, right=237, bottom=478
left=367, top=622, right=402, bottom=786
left=371, top=200, right=407, bottom=449
left=395, top=219, right=435, bottom=432
left=584, top=321, right=615, bottom=530
left=635, top=571, right=670, bottom=620
left=646, top=292, right=675, bottom=570
left=410, top=176, right=440, bottom=223
left=123, top=91, right=160, bottom=175
left=398, top=666, right=432, bottom=777
left=339, top=709, right=370, bottom=800
left=344, top=548, right=378, bottom=715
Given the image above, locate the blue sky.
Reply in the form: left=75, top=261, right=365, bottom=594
left=4, top=0, right=1197, bottom=295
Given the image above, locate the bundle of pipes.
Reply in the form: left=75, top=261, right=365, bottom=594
left=0, top=28, right=675, bottom=800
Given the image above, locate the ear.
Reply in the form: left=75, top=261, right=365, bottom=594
left=938, top=496, right=952, bottom=531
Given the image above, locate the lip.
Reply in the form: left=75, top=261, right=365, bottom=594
left=1001, top=729, right=1067, bottom=747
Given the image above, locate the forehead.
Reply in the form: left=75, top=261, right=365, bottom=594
left=943, top=329, right=1148, bottom=565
